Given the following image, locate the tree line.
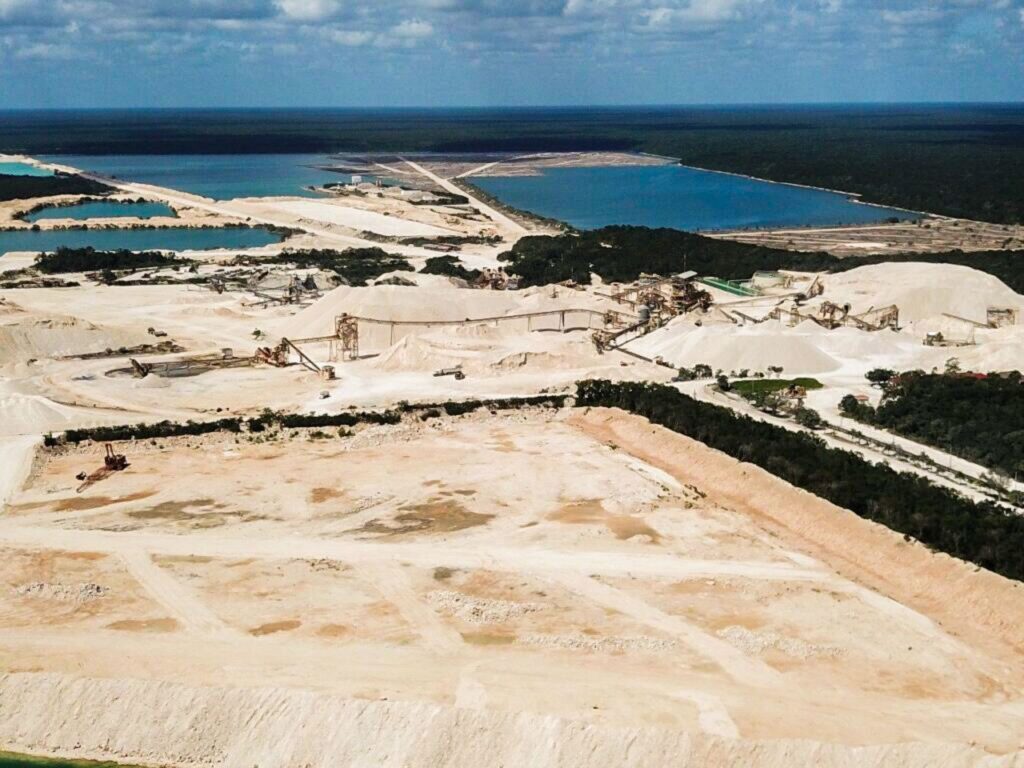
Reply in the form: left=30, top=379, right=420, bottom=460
left=575, top=379, right=1024, bottom=582
left=498, top=225, right=1024, bottom=293
left=49, top=395, right=567, bottom=446
left=34, top=247, right=181, bottom=274
left=840, top=370, right=1024, bottom=479
left=0, top=172, right=111, bottom=202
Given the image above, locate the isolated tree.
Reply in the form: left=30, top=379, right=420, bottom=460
left=794, top=407, right=823, bottom=430
left=839, top=394, right=875, bottom=422
left=675, top=366, right=696, bottom=381
left=865, top=368, right=895, bottom=386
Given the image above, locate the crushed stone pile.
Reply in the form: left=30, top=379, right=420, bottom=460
left=427, top=590, right=544, bottom=625
left=717, top=626, right=842, bottom=660
left=518, top=633, right=678, bottom=654
left=14, top=582, right=109, bottom=603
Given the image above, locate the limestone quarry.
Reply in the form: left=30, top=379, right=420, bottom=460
left=1, top=152, right=1024, bottom=767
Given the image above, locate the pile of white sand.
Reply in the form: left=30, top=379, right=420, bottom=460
left=278, top=284, right=615, bottom=338
left=0, top=391, right=127, bottom=437
left=0, top=435, right=37, bottom=504
left=372, top=325, right=602, bottom=376
left=821, top=263, right=1024, bottom=324
left=632, top=319, right=842, bottom=375
left=957, top=325, right=1024, bottom=372
left=0, top=316, right=149, bottom=366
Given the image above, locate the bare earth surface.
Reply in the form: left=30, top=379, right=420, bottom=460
left=3, top=151, right=1024, bottom=767
left=1, top=409, right=1022, bottom=766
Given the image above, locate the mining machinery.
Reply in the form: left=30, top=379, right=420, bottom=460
left=76, top=444, right=129, bottom=493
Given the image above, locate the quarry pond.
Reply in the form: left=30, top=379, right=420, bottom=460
left=0, top=162, right=53, bottom=177
left=45, top=154, right=344, bottom=200
left=473, top=165, right=920, bottom=231
left=24, top=201, right=177, bottom=222
left=0, top=226, right=281, bottom=256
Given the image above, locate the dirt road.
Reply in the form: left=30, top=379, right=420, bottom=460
left=401, top=158, right=527, bottom=235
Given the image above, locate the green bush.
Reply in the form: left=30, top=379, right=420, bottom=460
left=419, top=255, right=481, bottom=282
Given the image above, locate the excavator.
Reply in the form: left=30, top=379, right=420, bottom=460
left=76, top=444, right=128, bottom=493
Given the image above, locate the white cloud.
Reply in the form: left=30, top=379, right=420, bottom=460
left=15, top=41, right=75, bottom=58
left=275, top=0, right=340, bottom=20
left=882, top=8, right=945, bottom=25
left=640, top=0, right=756, bottom=29
left=328, top=28, right=372, bottom=45
left=391, top=18, right=433, bottom=37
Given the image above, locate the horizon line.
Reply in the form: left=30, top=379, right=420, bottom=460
left=2, top=100, right=1023, bottom=113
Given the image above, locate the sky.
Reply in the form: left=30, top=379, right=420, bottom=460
left=0, top=0, right=1022, bottom=107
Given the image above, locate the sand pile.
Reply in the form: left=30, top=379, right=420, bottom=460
left=0, top=392, right=117, bottom=437
left=372, top=271, right=464, bottom=289
left=279, top=284, right=614, bottom=338
left=0, top=435, right=37, bottom=506
left=821, top=263, right=1024, bottom=325
left=632, top=320, right=842, bottom=375
left=957, top=326, right=1024, bottom=372
left=2, top=673, right=1020, bottom=768
left=372, top=325, right=602, bottom=375
left=912, top=314, right=985, bottom=341
left=0, top=315, right=148, bottom=365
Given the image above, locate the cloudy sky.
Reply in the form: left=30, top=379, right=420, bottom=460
left=0, top=0, right=1022, bottom=107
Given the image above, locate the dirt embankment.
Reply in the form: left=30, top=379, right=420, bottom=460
left=568, top=408, right=1024, bottom=665
left=1, top=673, right=1020, bottom=768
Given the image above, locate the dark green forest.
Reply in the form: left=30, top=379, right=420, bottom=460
left=258, top=248, right=412, bottom=286
left=840, top=372, right=1024, bottom=478
left=575, top=380, right=1024, bottom=582
left=0, top=172, right=111, bottom=202
left=3, top=106, right=1023, bottom=222
left=499, top=226, right=1024, bottom=293
left=34, top=247, right=179, bottom=274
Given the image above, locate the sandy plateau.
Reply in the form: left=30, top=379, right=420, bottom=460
left=0, top=409, right=1022, bottom=767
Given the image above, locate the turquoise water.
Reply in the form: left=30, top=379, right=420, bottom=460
left=0, top=226, right=281, bottom=256
left=44, top=154, right=343, bottom=200
left=0, top=162, right=52, bottom=177
left=26, top=201, right=176, bottom=222
left=474, top=165, right=919, bottom=231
